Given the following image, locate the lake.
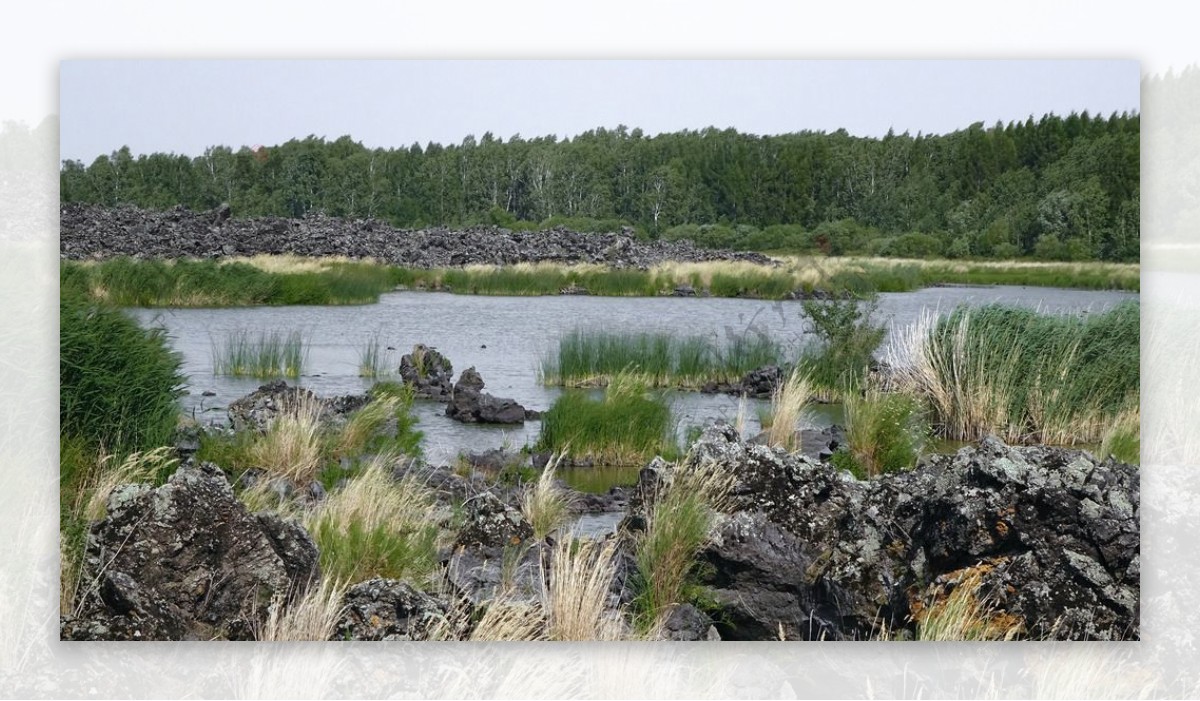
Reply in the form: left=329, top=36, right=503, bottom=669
left=130, top=285, right=1137, bottom=467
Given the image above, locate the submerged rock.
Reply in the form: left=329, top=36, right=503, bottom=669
left=61, top=461, right=320, bottom=641
left=635, top=426, right=1139, bottom=641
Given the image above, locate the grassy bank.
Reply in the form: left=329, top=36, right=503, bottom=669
left=889, top=301, right=1139, bottom=446
left=61, top=254, right=1140, bottom=309
left=541, top=329, right=785, bottom=388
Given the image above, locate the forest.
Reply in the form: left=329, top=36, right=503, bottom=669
left=59, top=111, right=1140, bottom=262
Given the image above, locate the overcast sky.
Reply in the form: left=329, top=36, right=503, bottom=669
left=59, top=60, right=1140, bottom=163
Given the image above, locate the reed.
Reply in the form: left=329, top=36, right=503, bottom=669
left=211, top=329, right=308, bottom=378
left=889, top=302, right=1139, bottom=445
left=766, top=370, right=812, bottom=451
left=838, top=390, right=925, bottom=478
left=535, top=374, right=678, bottom=465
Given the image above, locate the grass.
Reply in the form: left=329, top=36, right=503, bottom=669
left=63, top=255, right=1139, bottom=311
left=306, top=455, right=441, bottom=586
left=357, top=333, right=392, bottom=378
left=765, top=370, right=812, bottom=451
left=211, top=329, right=307, bottom=378
left=541, top=329, right=785, bottom=388
left=889, top=302, right=1139, bottom=445
left=544, top=537, right=624, bottom=641
left=253, top=578, right=348, bottom=642
left=521, top=456, right=574, bottom=541
left=1100, top=407, right=1140, bottom=464
left=834, top=390, right=925, bottom=478
left=247, top=392, right=325, bottom=484
left=60, top=292, right=185, bottom=456
left=535, top=374, right=678, bottom=465
left=911, top=569, right=1024, bottom=641
left=632, top=457, right=735, bottom=632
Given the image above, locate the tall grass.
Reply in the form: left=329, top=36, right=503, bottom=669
left=1100, top=407, right=1140, bottom=464
left=521, top=456, right=574, bottom=541
left=632, top=458, right=735, bottom=632
left=544, top=537, right=624, bottom=641
left=913, top=570, right=1024, bottom=641
left=837, top=390, right=925, bottom=478
left=889, top=302, right=1139, bottom=445
left=60, top=292, right=185, bottom=456
left=766, top=370, right=812, bottom=451
left=211, top=329, right=307, bottom=378
left=542, top=329, right=785, bottom=388
left=247, top=393, right=325, bottom=484
left=253, top=578, right=348, bottom=642
left=306, top=456, right=441, bottom=586
left=535, top=374, right=677, bottom=465
left=357, top=333, right=392, bottom=378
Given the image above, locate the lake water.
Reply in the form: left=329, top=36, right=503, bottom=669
left=130, top=285, right=1136, bottom=467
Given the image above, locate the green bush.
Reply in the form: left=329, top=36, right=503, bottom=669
left=60, top=292, right=185, bottom=455
left=837, top=391, right=925, bottom=478
left=796, top=294, right=886, bottom=399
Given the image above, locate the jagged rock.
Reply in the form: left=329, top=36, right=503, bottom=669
left=334, top=579, right=449, bottom=641
left=660, top=603, right=721, bottom=641
left=455, top=491, right=534, bottom=549
left=60, top=203, right=775, bottom=269
left=398, top=344, right=454, bottom=400
left=60, top=461, right=320, bottom=641
left=739, top=365, right=783, bottom=398
left=447, top=542, right=544, bottom=606
left=446, top=366, right=529, bottom=424
left=635, top=426, right=1139, bottom=641
left=226, top=380, right=368, bottom=433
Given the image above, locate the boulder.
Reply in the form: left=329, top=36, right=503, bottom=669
left=226, top=380, right=369, bottom=433
left=333, top=579, right=450, bottom=641
left=60, top=461, right=320, bottom=641
left=739, top=365, right=783, bottom=398
left=637, top=426, right=1139, bottom=641
left=660, top=603, right=721, bottom=641
left=446, top=366, right=529, bottom=424
left=398, top=344, right=454, bottom=400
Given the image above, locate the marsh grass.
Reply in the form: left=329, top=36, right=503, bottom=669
left=890, top=302, right=1139, bottom=445
left=632, top=458, right=735, bottom=632
left=542, top=330, right=784, bottom=388
left=837, top=390, right=925, bottom=478
left=535, top=374, right=678, bottom=465
left=1100, top=408, right=1141, bottom=464
left=766, top=370, right=812, bottom=451
left=357, top=334, right=393, bottom=378
left=212, top=329, right=308, bottom=378
left=306, top=456, right=441, bottom=586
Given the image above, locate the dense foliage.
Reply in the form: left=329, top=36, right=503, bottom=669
left=61, top=112, right=1139, bottom=261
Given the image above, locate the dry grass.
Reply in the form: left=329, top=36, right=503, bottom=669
left=521, top=455, right=574, bottom=541
left=766, top=369, right=812, bottom=451
left=913, top=569, right=1024, bottom=641
left=248, top=393, right=325, bottom=484
left=230, top=254, right=373, bottom=274
left=253, top=578, right=348, bottom=641
left=544, top=537, right=625, bottom=641
left=334, top=394, right=398, bottom=457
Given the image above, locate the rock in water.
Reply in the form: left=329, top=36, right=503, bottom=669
left=398, top=344, right=454, bottom=400
left=445, top=366, right=529, bottom=424
left=637, top=426, right=1139, bottom=641
left=61, top=461, right=320, bottom=641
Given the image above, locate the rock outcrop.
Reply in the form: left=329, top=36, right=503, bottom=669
left=226, top=379, right=369, bottom=433
left=635, top=426, right=1139, bottom=641
left=60, top=203, right=774, bottom=268
left=397, top=344, right=454, bottom=401
left=445, top=367, right=531, bottom=424
left=333, top=579, right=449, bottom=641
left=61, top=461, right=320, bottom=641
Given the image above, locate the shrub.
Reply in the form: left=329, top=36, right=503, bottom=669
left=60, top=293, right=185, bottom=455
left=797, top=293, right=886, bottom=400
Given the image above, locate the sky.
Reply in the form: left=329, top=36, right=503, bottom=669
left=58, top=60, right=1140, bottom=163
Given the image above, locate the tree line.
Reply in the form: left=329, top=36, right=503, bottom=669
left=60, top=111, right=1139, bottom=261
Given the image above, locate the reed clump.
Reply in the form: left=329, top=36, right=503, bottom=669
left=535, top=373, right=678, bottom=465
left=765, top=370, right=812, bottom=451
left=889, top=301, right=1139, bottom=445
left=835, top=390, right=925, bottom=478
left=542, top=329, right=784, bottom=389
left=211, top=329, right=308, bottom=378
